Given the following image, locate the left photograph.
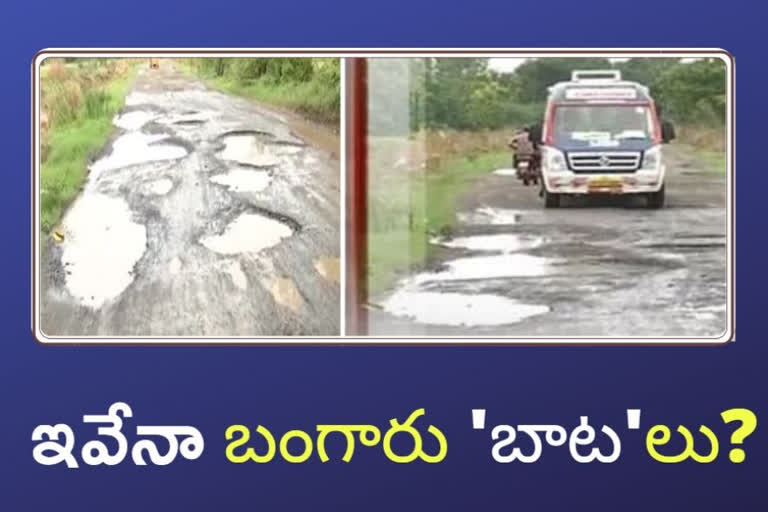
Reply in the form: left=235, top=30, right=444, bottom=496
left=34, top=55, right=341, bottom=339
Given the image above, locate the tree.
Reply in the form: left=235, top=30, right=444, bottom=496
left=513, top=58, right=613, bottom=103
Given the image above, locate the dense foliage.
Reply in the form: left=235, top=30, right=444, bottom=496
left=189, top=58, right=340, bottom=122
left=370, top=57, right=727, bottom=134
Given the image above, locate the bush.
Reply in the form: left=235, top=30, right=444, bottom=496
left=188, top=58, right=340, bottom=124
left=83, top=89, right=112, bottom=119
left=44, top=80, right=83, bottom=125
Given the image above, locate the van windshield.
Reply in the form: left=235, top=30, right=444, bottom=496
left=552, top=105, right=654, bottom=146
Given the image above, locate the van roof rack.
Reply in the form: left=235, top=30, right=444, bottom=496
left=571, top=70, right=622, bottom=82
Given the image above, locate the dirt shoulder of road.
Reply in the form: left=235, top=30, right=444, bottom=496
left=241, top=96, right=340, bottom=160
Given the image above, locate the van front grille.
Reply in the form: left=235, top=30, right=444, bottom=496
left=567, top=152, right=641, bottom=173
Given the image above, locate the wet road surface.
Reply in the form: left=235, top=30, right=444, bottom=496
left=41, top=64, right=340, bottom=336
left=369, top=147, right=728, bottom=338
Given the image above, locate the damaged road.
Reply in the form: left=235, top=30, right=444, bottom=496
left=41, top=63, right=340, bottom=337
left=369, top=147, right=728, bottom=338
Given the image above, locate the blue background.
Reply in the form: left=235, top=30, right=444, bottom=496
left=0, top=1, right=762, bottom=510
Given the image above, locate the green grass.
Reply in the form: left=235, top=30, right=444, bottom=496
left=700, top=150, right=727, bottom=174
left=367, top=151, right=509, bottom=294
left=177, top=58, right=339, bottom=125
left=205, top=76, right=339, bottom=124
left=40, top=71, right=134, bottom=233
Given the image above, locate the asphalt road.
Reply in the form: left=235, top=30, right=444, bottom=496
left=369, top=145, right=729, bottom=338
left=41, top=63, right=340, bottom=337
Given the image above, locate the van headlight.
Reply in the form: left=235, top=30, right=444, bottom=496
left=543, top=147, right=567, bottom=173
left=641, top=146, right=662, bottom=170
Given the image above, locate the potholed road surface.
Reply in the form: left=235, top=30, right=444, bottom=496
left=369, top=146, right=728, bottom=338
left=41, top=63, right=340, bottom=336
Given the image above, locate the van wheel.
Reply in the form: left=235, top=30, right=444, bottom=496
left=544, top=189, right=561, bottom=208
left=647, top=185, right=665, bottom=209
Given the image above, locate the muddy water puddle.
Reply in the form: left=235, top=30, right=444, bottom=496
left=457, top=207, right=524, bottom=226
left=418, top=253, right=553, bottom=283
left=114, top=110, right=157, bottom=130
left=432, top=233, right=544, bottom=253
left=58, top=194, right=146, bottom=309
left=267, top=278, right=303, bottom=312
left=200, top=213, right=293, bottom=255
left=146, top=178, right=174, bottom=195
left=381, top=290, right=549, bottom=327
left=218, top=259, right=248, bottom=290
left=218, top=133, right=281, bottom=168
left=314, top=257, right=340, bottom=283
left=210, top=168, right=271, bottom=192
left=90, top=132, right=188, bottom=179
left=381, top=246, right=554, bottom=326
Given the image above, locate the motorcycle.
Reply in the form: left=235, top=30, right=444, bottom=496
left=508, top=128, right=541, bottom=187
left=515, top=154, right=540, bottom=186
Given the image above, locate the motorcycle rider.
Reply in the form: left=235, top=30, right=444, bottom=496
left=508, top=125, right=540, bottom=181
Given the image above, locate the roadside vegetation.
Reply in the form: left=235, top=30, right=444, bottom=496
left=184, top=58, right=340, bottom=125
left=367, top=57, right=728, bottom=293
left=40, top=58, right=135, bottom=233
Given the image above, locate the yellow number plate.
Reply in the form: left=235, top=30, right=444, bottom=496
left=588, top=177, right=622, bottom=190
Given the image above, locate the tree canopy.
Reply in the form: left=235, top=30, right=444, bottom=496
left=369, top=57, right=727, bottom=134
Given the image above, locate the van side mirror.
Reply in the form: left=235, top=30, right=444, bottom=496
left=661, top=120, right=676, bottom=143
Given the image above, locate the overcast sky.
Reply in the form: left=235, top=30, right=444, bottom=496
left=488, top=57, right=700, bottom=73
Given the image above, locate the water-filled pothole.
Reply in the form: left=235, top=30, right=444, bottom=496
left=90, top=132, right=188, bottom=179
left=210, top=168, right=271, bottom=192
left=58, top=193, right=147, bottom=309
left=431, top=233, right=544, bottom=253
left=200, top=212, right=294, bottom=255
left=146, top=178, right=174, bottom=195
left=217, top=132, right=281, bottom=168
left=457, top=207, right=523, bottom=226
left=381, top=290, right=549, bottom=326
left=114, top=110, right=157, bottom=130
left=417, top=253, right=553, bottom=283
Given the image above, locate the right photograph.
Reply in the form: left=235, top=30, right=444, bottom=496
left=346, top=53, right=732, bottom=339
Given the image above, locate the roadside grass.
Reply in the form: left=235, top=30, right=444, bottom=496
left=179, top=59, right=340, bottom=125
left=367, top=132, right=509, bottom=293
left=207, top=77, right=339, bottom=125
left=677, top=123, right=727, bottom=174
left=698, top=151, right=727, bottom=174
left=40, top=62, right=135, bottom=234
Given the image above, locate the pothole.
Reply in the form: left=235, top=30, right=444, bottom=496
left=267, top=277, right=303, bottom=312
left=145, top=178, right=174, bottom=195
left=58, top=193, right=147, bottom=309
left=314, top=257, right=340, bottom=283
left=200, top=212, right=294, bottom=255
left=418, top=253, right=553, bottom=283
left=210, top=168, right=271, bottom=192
left=218, top=259, right=247, bottom=290
left=114, top=110, right=157, bottom=130
left=217, top=132, right=281, bottom=168
left=431, top=233, right=544, bottom=253
left=381, top=290, right=549, bottom=326
left=457, top=207, right=523, bottom=226
left=89, top=132, right=188, bottom=179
